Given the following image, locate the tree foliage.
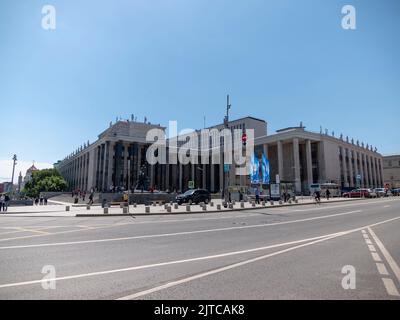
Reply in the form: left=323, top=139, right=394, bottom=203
left=23, top=168, right=68, bottom=198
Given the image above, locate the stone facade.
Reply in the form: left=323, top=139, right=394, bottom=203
left=383, top=155, right=400, bottom=188
left=55, top=117, right=384, bottom=195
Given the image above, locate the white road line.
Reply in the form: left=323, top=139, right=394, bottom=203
left=368, top=227, right=400, bottom=284
left=368, top=244, right=376, bottom=252
left=117, top=216, right=400, bottom=300
left=382, top=278, right=400, bottom=296
left=365, top=239, right=372, bottom=245
left=361, top=230, right=367, bottom=234
left=383, top=205, right=391, bottom=208
left=0, top=232, right=345, bottom=289
left=0, top=210, right=362, bottom=250
left=117, top=233, right=345, bottom=300
left=1, top=215, right=399, bottom=292
left=290, top=198, right=397, bottom=212
left=363, top=234, right=369, bottom=239
left=371, top=252, right=382, bottom=262
left=376, top=263, right=389, bottom=276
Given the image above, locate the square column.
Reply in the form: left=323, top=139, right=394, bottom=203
left=305, top=140, right=313, bottom=188
left=277, top=140, right=284, bottom=181
left=292, top=138, right=301, bottom=193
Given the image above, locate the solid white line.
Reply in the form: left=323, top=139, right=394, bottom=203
left=0, top=210, right=362, bottom=250
left=368, top=244, right=376, bottom=252
left=117, top=233, right=345, bottom=300
left=117, top=216, right=400, bottom=300
left=361, top=230, right=367, bottom=234
left=382, top=278, right=400, bottom=296
left=383, top=205, right=391, bottom=208
left=363, top=234, right=369, bottom=239
left=1, top=215, right=399, bottom=291
left=0, top=232, right=344, bottom=289
left=371, top=252, right=382, bottom=262
left=365, top=239, right=372, bottom=245
left=376, top=263, right=389, bottom=276
left=368, top=227, right=400, bottom=284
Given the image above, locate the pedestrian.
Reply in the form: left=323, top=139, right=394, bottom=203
left=4, top=194, right=10, bottom=211
left=315, top=191, right=321, bottom=204
left=255, top=187, right=260, bottom=204
left=239, top=190, right=243, bottom=202
left=74, top=194, right=79, bottom=204
left=88, top=192, right=94, bottom=205
left=82, top=192, right=86, bottom=202
left=35, top=198, right=39, bottom=205
left=0, top=194, right=4, bottom=212
left=44, top=197, right=48, bottom=205
left=326, top=189, right=331, bottom=200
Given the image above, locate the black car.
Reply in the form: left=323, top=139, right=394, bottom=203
left=176, top=189, right=211, bottom=205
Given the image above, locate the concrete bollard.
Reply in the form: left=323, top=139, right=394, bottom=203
left=217, top=204, right=222, bottom=210
left=133, top=203, right=137, bottom=208
left=288, top=199, right=292, bottom=204
left=262, top=201, right=266, bottom=207
left=65, top=206, right=70, bottom=211
left=174, top=203, right=179, bottom=210
left=123, top=207, right=129, bottom=214
left=279, top=200, right=283, bottom=205
left=210, top=202, right=214, bottom=207
left=103, top=208, right=109, bottom=214
left=145, top=206, right=150, bottom=213
left=120, top=203, right=124, bottom=208
left=186, top=205, right=191, bottom=212
left=164, top=204, right=168, bottom=209
left=240, top=202, right=245, bottom=208
left=86, top=205, right=91, bottom=210
left=167, top=206, right=172, bottom=213
left=270, top=201, right=274, bottom=206
left=252, top=201, right=256, bottom=207
left=202, top=205, right=207, bottom=211
left=229, top=203, right=234, bottom=209
left=295, top=199, right=298, bottom=204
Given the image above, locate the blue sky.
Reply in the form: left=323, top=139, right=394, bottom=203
left=0, top=0, right=399, bottom=181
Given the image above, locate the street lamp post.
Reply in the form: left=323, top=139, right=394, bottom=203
left=11, top=154, right=17, bottom=194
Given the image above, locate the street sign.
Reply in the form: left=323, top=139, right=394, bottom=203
left=276, top=174, right=280, bottom=184
left=188, top=181, right=194, bottom=189
left=356, top=174, right=361, bottom=180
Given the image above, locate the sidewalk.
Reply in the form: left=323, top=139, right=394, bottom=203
left=74, top=197, right=367, bottom=217
left=2, top=197, right=386, bottom=218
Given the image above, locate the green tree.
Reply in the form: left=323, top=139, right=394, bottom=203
left=23, top=169, right=68, bottom=198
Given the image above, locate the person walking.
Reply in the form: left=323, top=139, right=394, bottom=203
left=4, top=194, right=10, bottom=212
left=0, top=194, right=4, bottom=212
left=314, top=190, right=321, bottom=204
left=326, top=189, right=331, bottom=200
left=255, top=187, right=260, bottom=204
left=88, top=192, right=94, bottom=205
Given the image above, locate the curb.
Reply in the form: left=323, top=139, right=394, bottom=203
left=75, top=198, right=367, bottom=217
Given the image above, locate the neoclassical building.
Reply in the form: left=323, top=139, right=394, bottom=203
left=55, top=116, right=384, bottom=194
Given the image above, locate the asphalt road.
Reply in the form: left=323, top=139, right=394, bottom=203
left=0, top=197, right=399, bottom=300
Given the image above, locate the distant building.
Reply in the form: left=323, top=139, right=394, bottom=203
left=383, top=155, right=400, bottom=188
left=55, top=116, right=384, bottom=194
left=21, top=164, right=38, bottom=190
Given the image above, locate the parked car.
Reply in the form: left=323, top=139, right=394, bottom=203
left=373, top=188, right=387, bottom=197
left=392, top=188, right=400, bottom=196
left=342, top=188, right=377, bottom=198
left=175, top=189, right=211, bottom=205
